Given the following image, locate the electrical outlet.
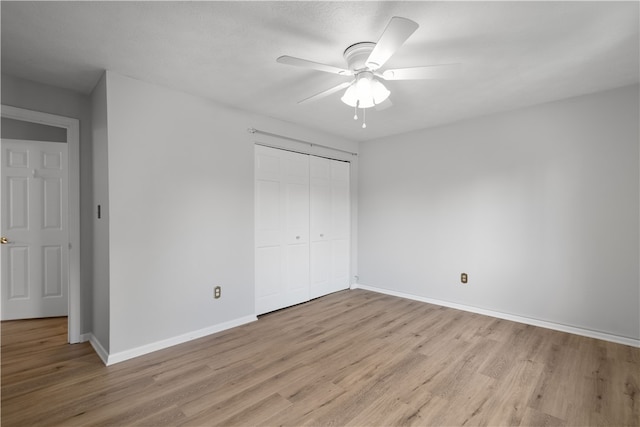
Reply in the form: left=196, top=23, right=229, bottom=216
left=214, top=286, right=221, bottom=299
left=461, top=273, right=468, bottom=284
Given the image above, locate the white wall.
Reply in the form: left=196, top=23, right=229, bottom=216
left=100, top=71, right=358, bottom=357
left=1, top=74, right=94, bottom=336
left=358, top=84, right=639, bottom=341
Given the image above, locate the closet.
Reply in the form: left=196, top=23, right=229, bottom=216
left=255, top=145, right=350, bottom=315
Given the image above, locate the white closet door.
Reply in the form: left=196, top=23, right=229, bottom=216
left=310, top=156, right=350, bottom=299
left=310, top=157, right=332, bottom=297
left=255, top=145, right=310, bottom=315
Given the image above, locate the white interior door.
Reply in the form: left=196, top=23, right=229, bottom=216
left=310, top=156, right=350, bottom=299
left=1, top=139, right=69, bottom=320
left=255, top=145, right=310, bottom=315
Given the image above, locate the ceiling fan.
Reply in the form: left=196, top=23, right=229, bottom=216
left=277, top=16, right=460, bottom=128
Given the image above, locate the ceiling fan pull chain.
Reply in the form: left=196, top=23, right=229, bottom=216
left=362, top=108, right=367, bottom=129
left=354, top=104, right=358, bottom=120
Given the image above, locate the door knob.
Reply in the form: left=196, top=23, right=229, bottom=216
left=1, top=237, right=9, bottom=244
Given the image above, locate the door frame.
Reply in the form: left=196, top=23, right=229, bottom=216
left=1, top=105, right=80, bottom=344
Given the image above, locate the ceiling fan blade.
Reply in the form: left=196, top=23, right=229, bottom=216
left=374, top=98, right=393, bottom=111
left=277, top=56, right=352, bottom=76
left=365, top=17, right=419, bottom=70
left=298, top=81, right=352, bottom=104
left=381, top=64, right=462, bottom=80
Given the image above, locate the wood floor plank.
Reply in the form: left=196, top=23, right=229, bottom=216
left=2, top=289, right=638, bottom=426
left=519, top=407, right=566, bottom=427
left=258, top=381, right=347, bottom=426
left=344, top=391, right=418, bottom=427
left=481, top=358, right=547, bottom=426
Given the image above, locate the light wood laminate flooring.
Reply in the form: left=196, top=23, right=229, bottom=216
left=2, top=289, right=638, bottom=426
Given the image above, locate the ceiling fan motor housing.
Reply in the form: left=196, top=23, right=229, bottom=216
left=343, top=42, right=376, bottom=72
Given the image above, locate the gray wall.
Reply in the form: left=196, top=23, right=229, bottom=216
left=97, top=71, right=358, bottom=358
left=358, top=84, right=640, bottom=341
left=90, top=73, right=110, bottom=351
left=1, top=74, right=94, bottom=335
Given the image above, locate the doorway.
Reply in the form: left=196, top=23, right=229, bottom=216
left=0, top=105, right=80, bottom=343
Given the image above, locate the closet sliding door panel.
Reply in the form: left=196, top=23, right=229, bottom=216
left=330, top=160, right=350, bottom=291
left=310, top=157, right=332, bottom=298
left=310, top=156, right=350, bottom=299
left=255, top=146, right=310, bottom=315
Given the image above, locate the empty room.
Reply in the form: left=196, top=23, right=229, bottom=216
left=1, top=1, right=638, bottom=426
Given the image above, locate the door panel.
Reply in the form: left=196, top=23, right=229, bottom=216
left=255, top=246, right=282, bottom=297
left=7, top=246, right=29, bottom=298
left=2, top=139, right=69, bottom=320
left=310, top=157, right=331, bottom=295
left=255, top=145, right=310, bottom=315
left=332, top=239, right=350, bottom=286
left=286, top=244, right=309, bottom=292
left=8, top=177, right=29, bottom=229
left=255, top=180, right=280, bottom=247
left=311, top=184, right=331, bottom=239
left=310, top=240, right=330, bottom=287
left=43, top=177, right=63, bottom=229
left=331, top=161, right=350, bottom=238
left=285, top=182, right=309, bottom=244
left=43, top=245, right=63, bottom=297
left=309, top=156, right=350, bottom=299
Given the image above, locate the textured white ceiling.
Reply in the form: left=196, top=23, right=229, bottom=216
left=2, top=1, right=638, bottom=142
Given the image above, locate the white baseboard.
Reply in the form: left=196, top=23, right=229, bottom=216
left=79, top=333, right=92, bottom=343
left=104, top=315, right=258, bottom=366
left=88, top=334, right=109, bottom=365
left=351, top=283, right=640, bottom=348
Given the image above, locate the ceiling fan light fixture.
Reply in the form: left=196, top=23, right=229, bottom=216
left=356, top=72, right=373, bottom=100
left=358, top=95, right=375, bottom=109
left=340, top=84, right=358, bottom=107
left=371, top=79, right=390, bottom=104
left=341, top=72, right=390, bottom=110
